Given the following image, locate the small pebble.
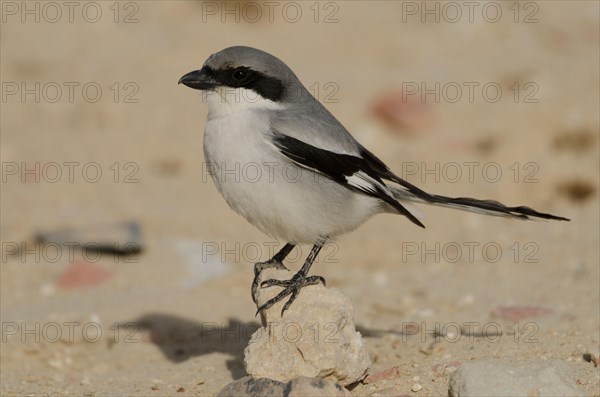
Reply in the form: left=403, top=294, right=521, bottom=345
left=364, top=367, right=402, bottom=384
left=39, top=283, right=55, bottom=296
left=90, top=313, right=101, bottom=324
left=457, top=294, right=474, bottom=306
left=411, top=383, right=423, bottom=392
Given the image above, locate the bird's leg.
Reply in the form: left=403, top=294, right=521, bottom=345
left=251, top=243, right=295, bottom=303
left=256, top=240, right=327, bottom=316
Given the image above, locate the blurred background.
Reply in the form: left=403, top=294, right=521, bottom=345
left=1, top=1, right=599, bottom=395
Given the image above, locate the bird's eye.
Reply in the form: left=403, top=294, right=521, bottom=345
left=232, top=69, right=250, bottom=81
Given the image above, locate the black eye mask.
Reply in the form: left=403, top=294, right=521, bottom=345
left=205, top=66, right=285, bottom=102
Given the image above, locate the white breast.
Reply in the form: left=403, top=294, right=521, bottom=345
left=202, top=88, right=383, bottom=244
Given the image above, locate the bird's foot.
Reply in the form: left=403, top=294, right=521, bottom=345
left=251, top=260, right=288, bottom=304
left=256, top=272, right=326, bottom=316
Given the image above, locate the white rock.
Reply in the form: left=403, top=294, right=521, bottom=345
left=244, top=268, right=371, bottom=386
left=449, top=360, right=583, bottom=397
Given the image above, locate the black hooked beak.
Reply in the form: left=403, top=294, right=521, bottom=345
left=178, top=68, right=219, bottom=90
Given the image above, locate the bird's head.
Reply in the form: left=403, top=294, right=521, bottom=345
left=179, top=46, right=306, bottom=111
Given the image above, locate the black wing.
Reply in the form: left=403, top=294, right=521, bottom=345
left=271, top=132, right=425, bottom=228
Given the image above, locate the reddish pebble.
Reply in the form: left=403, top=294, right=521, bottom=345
left=150, top=386, right=159, bottom=391
left=57, top=259, right=112, bottom=289
left=491, top=306, right=552, bottom=321
left=177, top=387, right=185, bottom=392
left=371, top=91, right=432, bottom=133
left=364, top=367, right=402, bottom=384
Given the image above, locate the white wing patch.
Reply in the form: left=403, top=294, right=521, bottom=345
left=346, top=171, right=392, bottom=197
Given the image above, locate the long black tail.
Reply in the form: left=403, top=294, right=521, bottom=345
left=357, top=147, right=569, bottom=224
left=389, top=179, right=569, bottom=222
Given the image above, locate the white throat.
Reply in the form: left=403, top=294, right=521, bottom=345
left=203, top=87, right=285, bottom=119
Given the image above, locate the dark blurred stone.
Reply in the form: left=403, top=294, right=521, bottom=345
left=217, top=376, right=350, bottom=397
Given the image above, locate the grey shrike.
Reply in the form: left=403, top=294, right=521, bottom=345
left=179, top=46, right=568, bottom=315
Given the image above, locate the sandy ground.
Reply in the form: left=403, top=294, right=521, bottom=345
left=1, top=1, right=599, bottom=396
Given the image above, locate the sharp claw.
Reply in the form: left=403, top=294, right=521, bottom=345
left=252, top=259, right=289, bottom=303
left=251, top=276, right=260, bottom=302
left=281, top=290, right=299, bottom=316
left=260, top=280, right=271, bottom=288
left=256, top=295, right=278, bottom=313
left=280, top=300, right=289, bottom=317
